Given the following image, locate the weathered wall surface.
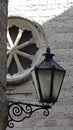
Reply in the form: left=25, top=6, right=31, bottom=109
left=0, top=0, right=7, bottom=88
left=0, top=0, right=8, bottom=130
left=7, top=0, right=73, bottom=130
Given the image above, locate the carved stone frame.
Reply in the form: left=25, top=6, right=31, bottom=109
left=7, top=17, right=46, bottom=84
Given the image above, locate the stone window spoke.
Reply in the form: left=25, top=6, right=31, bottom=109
left=13, top=53, right=24, bottom=74
left=16, top=38, right=35, bottom=50
left=7, top=54, right=13, bottom=69
left=15, top=50, right=34, bottom=61
left=14, top=29, right=23, bottom=47
left=7, top=28, right=14, bottom=48
left=7, top=46, right=10, bottom=51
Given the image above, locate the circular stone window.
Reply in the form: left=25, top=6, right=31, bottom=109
left=7, top=17, right=46, bottom=84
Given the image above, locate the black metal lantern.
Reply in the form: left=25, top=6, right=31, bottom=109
left=32, top=48, right=66, bottom=103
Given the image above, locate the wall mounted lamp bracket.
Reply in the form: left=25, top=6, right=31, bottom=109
left=7, top=101, right=54, bottom=128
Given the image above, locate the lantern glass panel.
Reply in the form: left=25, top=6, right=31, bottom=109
left=32, top=70, right=40, bottom=99
left=38, top=70, right=51, bottom=100
left=52, top=70, right=64, bottom=100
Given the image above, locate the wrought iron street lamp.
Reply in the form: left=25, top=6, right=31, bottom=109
left=32, top=47, right=66, bottom=103
left=7, top=47, right=66, bottom=128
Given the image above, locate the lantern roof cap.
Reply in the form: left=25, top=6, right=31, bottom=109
left=35, top=47, right=66, bottom=72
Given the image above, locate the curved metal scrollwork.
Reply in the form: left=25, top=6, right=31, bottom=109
left=8, top=101, right=53, bottom=128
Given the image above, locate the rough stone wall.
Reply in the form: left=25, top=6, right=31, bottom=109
left=7, top=0, right=73, bottom=130
left=0, top=0, right=7, bottom=88
left=0, top=0, right=8, bottom=130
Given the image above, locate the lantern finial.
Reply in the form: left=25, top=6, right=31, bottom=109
left=43, top=47, right=55, bottom=60
left=46, top=47, right=50, bottom=53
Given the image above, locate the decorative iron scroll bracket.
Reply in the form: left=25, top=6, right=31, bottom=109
left=7, top=101, right=54, bottom=128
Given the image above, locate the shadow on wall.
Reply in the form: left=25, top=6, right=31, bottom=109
left=43, top=6, right=73, bottom=66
